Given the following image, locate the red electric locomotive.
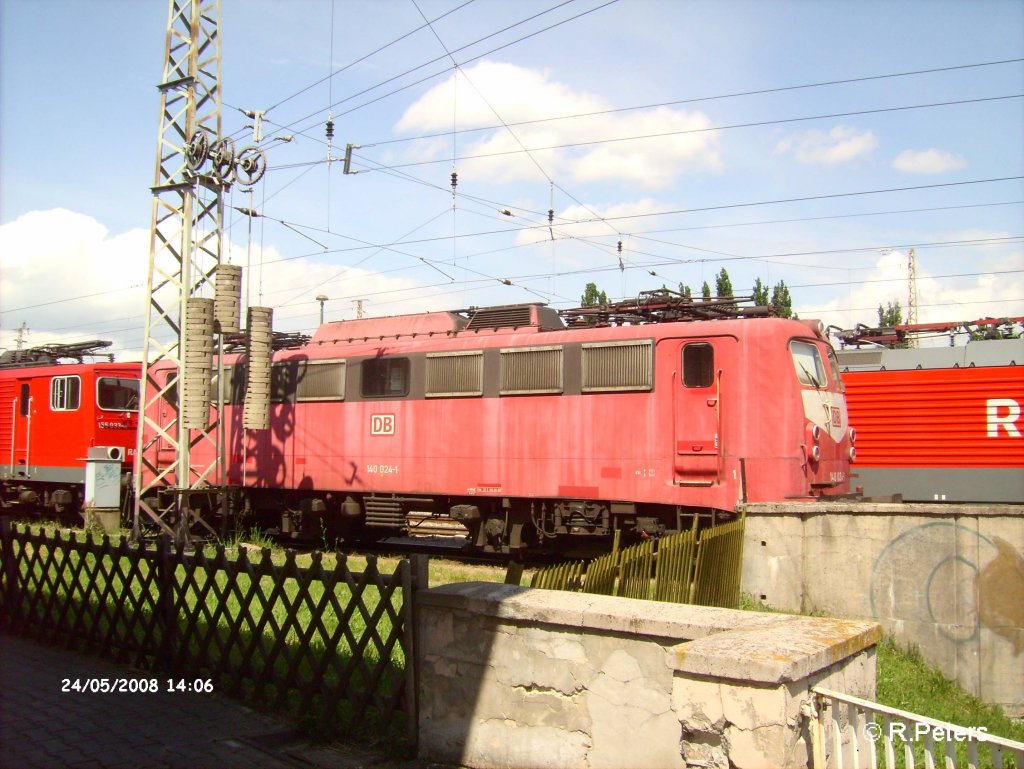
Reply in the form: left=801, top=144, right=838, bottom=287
left=836, top=322, right=1023, bottom=503
left=0, top=342, right=140, bottom=518
left=143, top=297, right=853, bottom=552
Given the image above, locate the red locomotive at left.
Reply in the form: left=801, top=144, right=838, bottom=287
left=0, top=343, right=140, bottom=518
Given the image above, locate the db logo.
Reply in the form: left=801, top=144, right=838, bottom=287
left=371, top=414, right=395, bottom=436
left=831, top=407, right=842, bottom=428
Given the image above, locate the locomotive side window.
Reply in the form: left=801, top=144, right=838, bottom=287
left=19, top=384, right=30, bottom=417
left=582, top=340, right=653, bottom=392
left=682, top=344, right=714, bottom=388
left=97, top=377, right=140, bottom=410
left=826, top=347, right=845, bottom=393
left=426, top=351, right=483, bottom=397
left=50, top=375, right=81, bottom=411
left=362, top=357, right=410, bottom=398
left=210, top=365, right=248, bottom=405
left=790, top=341, right=828, bottom=387
left=270, top=361, right=301, bottom=403
left=500, top=346, right=563, bottom=395
left=296, top=360, right=347, bottom=401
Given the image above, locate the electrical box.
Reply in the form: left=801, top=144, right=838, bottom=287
left=84, top=446, right=123, bottom=510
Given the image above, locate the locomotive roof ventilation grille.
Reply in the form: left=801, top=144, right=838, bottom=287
left=464, top=304, right=564, bottom=331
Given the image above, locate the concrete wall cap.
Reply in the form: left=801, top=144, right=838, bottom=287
left=421, top=583, right=874, bottom=639
left=672, top=615, right=882, bottom=684
left=743, top=501, right=1021, bottom=516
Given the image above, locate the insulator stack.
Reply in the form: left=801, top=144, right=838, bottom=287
left=243, top=306, right=273, bottom=430
left=214, top=264, right=242, bottom=335
left=181, top=297, right=215, bottom=428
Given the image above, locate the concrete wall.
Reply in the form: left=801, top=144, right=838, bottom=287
left=742, top=502, right=1024, bottom=717
left=417, top=582, right=879, bottom=769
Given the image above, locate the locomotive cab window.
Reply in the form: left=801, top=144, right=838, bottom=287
left=97, top=377, right=139, bottom=410
left=790, top=341, right=828, bottom=388
left=362, top=357, right=410, bottom=398
left=683, top=343, right=714, bottom=388
left=51, top=375, right=81, bottom=411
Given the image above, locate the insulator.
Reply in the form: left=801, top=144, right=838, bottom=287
left=617, top=240, right=623, bottom=253
left=547, top=208, right=554, bottom=224
left=181, top=297, right=215, bottom=429
left=243, top=306, right=273, bottom=430
left=450, top=171, right=458, bottom=190
left=325, top=118, right=335, bottom=140
left=214, top=264, right=242, bottom=335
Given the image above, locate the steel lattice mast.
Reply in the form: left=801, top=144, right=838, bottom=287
left=132, top=0, right=226, bottom=543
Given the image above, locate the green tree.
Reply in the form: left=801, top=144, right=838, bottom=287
left=581, top=282, right=608, bottom=307
left=701, top=281, right=712, bottom=300
left=715, top=268, right=733, bottom=298
left=878, top=301, right=902, bottom=327
left=678, top=282, right=693, bottom=300
left=772, top=280, right=794, bottom=318
left=752, top=277, right=770, bottom=306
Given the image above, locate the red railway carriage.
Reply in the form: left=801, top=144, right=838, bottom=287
left=837, top=338, right=1024, bottom=503
left=145, top=303, right=852, bottom=552
left=0, top=347, right=140, bottom=516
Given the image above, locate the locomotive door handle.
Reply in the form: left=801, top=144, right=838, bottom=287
left=9, top=398, right=15, bottom=475
left=24, top=396, right=32, bottom=477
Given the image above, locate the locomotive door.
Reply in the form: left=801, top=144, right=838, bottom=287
left=155, top=370, right=177, bottom=471
left=670, top=338, right=731, bottom=486
left=8, top=379, right=32, bottom=477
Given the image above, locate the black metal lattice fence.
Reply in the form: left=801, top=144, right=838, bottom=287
left=0, top=519, right=425, bottom=745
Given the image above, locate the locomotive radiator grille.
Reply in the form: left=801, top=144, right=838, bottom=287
left=426, top=351, right=483, bottom=397
left=581, top=339, right=653, bottom=392
left=500, top=346, right=563, bottom=395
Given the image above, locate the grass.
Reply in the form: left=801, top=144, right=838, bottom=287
left=876, top=634, right=1024, bottom=744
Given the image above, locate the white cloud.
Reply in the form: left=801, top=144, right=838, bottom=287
left=799, top=242, right=1024, bottom=334
left=891, top=148, right=967, bottom=174
left=0, top=209, right=446, bottom=360
left=1, top=208, right=149, bottom=357
left=775, top=125, right=878, bottom=165
left=392, top=60, right=721, bottom=189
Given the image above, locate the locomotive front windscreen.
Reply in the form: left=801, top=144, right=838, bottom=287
left=97, top=377, right=140, bottom=410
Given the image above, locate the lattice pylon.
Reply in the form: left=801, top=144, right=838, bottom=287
left=133, top=0, right=226, bottom=542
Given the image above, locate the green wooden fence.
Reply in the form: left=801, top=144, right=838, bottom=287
left=530, top=514, right=745, bottom=608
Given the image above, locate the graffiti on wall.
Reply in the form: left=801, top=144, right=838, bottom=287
left=870, top=522, right=1024, bottom=656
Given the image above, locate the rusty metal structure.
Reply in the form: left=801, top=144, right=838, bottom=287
left=132, top=0, right=228, bottom=542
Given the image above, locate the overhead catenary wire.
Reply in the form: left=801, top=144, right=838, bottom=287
left=356, top=57, right=1024, bottom=149
left=348, top=94, right=1024, bottom=173
left=237, top=176, right=1024, bottom=266
left=8, top=187, right=1019, bottom=320
left=256, top=0, right=601, bottom=145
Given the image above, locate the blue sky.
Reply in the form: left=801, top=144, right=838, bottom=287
left=1, top=0, right=1022, bottom=358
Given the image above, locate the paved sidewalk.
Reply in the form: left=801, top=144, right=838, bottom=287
left=0, top=634, right=419, bottom=769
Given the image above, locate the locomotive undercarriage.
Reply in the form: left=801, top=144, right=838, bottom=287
left=225, top=487, right=709, bottom=555
left=1, top=479, right=97, bottom=523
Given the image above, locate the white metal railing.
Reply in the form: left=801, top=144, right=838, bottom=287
left=806, top=687, right=1024, bottom=769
